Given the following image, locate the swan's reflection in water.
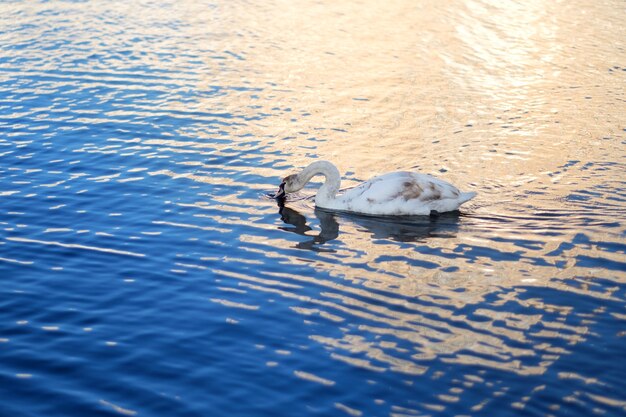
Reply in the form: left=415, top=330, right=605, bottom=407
left=277, top=202, right=461, bottom=250
left=278, top=205, right=338, bottom=251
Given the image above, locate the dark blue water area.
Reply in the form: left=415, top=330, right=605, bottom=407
left=2, top=242, right=626, bottom=417
left=2, top=2, right=626, bottom=417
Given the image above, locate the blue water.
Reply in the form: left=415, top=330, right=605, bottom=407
left=1, top=1, right=626, bottom=416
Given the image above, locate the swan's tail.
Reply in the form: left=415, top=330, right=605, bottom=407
left=458, top=191, right=477, bottom=205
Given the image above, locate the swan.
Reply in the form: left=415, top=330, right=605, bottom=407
left=274, top=161, right=476, bottom=216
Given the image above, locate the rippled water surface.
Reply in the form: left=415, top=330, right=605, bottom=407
left=1, top=1, right=625, bottom=416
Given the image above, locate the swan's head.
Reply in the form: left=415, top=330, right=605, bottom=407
left=275, top=182, right=286, bottom=199
left=275, top=174, right=299, bottom=199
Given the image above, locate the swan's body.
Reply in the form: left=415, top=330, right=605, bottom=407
left=275, top=161, right=476, bottom=216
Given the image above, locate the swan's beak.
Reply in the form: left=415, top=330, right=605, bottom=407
left=275, top=182, right=286, bottom=199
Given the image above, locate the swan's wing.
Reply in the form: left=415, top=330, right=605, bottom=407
left=347, top=172, right=461, bottom=201
left=339, top=172, right=465, bottom=215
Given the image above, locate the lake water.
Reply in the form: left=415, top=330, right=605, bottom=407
left=1, top=1, right=625, bottom=416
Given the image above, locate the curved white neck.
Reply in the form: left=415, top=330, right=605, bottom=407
left=296, top=161, right=341, bottom=205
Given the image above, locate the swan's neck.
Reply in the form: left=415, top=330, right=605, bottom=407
left=297, top=161, right=341, bottom=205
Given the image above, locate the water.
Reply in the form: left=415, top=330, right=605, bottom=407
left=1, top=1, right=625, bottom=416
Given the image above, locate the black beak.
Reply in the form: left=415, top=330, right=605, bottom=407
left=275, top=182, right=286, bottom=199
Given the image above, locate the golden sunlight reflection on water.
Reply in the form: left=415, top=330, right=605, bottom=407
left=200, top=0, right=624, bottom=183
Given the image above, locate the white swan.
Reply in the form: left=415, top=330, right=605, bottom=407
left=275, top=161, right=476, bottom=216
